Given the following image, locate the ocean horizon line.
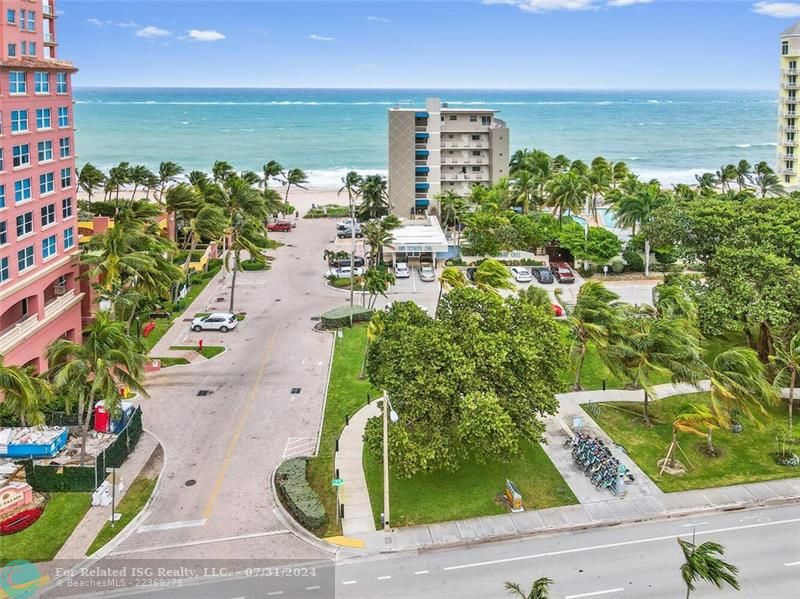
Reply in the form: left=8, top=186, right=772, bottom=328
left=72, top=85, right=776, bottom=93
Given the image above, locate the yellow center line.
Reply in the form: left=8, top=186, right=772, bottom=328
left=203, top=329, right=277, bottom=519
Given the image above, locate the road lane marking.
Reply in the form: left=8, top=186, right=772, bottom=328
left=443, top=517, right=800, bottom=571
left=377, top=575, right=391, bottom=580
left=565, top=588, right=624, bottom=598
left=267, top=592, right=283, bottom=596
left=414, top=570, right=429, bottom=575
left=283, top=437, right=317, bottom=459
left=785, top=561, right=800, bottom=567
left=112, top=529, right=290, bottom=555
left=305, top=585, right=321, bottom=590
left=204, top=329, right=278, bottom=519
left=136, top=519, right=206, bottom=533
left=342, top=580, right=357, bottom=585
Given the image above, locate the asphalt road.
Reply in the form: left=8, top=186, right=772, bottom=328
left=48, top=504, right=800, bottom=599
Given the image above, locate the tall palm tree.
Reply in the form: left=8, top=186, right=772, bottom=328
left=129, top=165, right=154, bottom=200
left=672, top=401, right=719, bottom=458
left=363, top=268, right=395, bottom=309
left=339, top=171, right=363, bottom=307
left=715, top=164, right=738, bottom=193
left=105, top=161, right=131, bottom=204
left=473, top=259, right=514, bottom=294
left=281, top=168, right=309, bottom=213
left=212, top=160, right=235, bottom=185
left=546, top=171, right=589, bottom=225
left=753, top=170, right=785, bottom=198
left=510, top=169, right=539, bottom=214
left=694, top=172, right=718, bottom=195
left=47, top=313, right=148, bottom=465
left=518, top=285, right=551, bottom=310
left=359, top=311, right=385, bottom=379
left=262, top=160, right=283, bottom=189
left=363, top=219, right=392, bottom=268
left=588, top=157, right=612, bottom=219
left=678, top=536, right=739, bottom=599
left=78, top=163, right=106, bottom=203
left=652, top=283, right=697, bottom=322
left=504, top=577, right=553, bottom=599
left=734, top=160, right=753, bottom=191
left=436, top=267, right=468, bottom=313
left=0, top=356, right=50, bottom=426
left=157, top=161, right=184, bottom=206
left=359, top=174, right=391, bottom=220
left=569, top=281, right=620, bottom=390
left=771, top=331, right=800, bottom=429
left=614, top=182, right=667, bottom=276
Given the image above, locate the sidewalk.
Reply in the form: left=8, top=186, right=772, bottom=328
left=335, top=402, right=380, bottom=536
left=55, top=431, right=160, bottom=560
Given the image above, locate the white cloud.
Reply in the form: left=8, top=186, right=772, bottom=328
left=136, top=25, right=171, bottom=38
left=607, top=0, right=651, bottom=6
left=87, top=18, right=140, bottom=28
left=482, top=0, right=598, bottom=12
left=367, top=16, right=390, bottom=22
left=752, top=1, right=800, bottom=17
left=86, top=18, right=111, bottom=27
left=115, top=21, right=139, bottom=29
left=183, top=29, right=226, bottom=42
left=309, top=34, right=335, bottom=41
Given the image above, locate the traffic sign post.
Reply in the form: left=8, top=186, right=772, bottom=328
left=332, top=479, right=344, bottom=487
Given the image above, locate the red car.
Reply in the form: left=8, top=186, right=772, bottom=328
left=267, top=220, right=292, bottom=232
left=552, top=304, right=565, bottom=317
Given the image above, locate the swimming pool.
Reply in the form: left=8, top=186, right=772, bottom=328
left=598, top=208, right=617, bottom=229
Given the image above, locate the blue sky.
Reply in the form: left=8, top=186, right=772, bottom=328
left=59, top=0, right=800, bottom=88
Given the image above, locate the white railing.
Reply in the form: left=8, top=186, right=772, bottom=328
left=0, top=316, right=41, bottom=353
left=441, top=142, right=489, bottom=150
left=784, top=69, right=799, bottom=75
left=43, top=32, right=55, bottom=44
left=43, top=289, right=76, bottom=319
left=781, top=125, right=797, bottom=132
left=43, top=2, right=54, bottom=15
left=441, top=173, right=489, bottom=182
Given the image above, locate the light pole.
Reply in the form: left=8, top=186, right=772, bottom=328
left=382, top=392, right=399, bottom=532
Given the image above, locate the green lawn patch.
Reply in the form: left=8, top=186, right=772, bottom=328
left=307, top=325, right=378, bottom=537
left=1, top=493, right=91, bottom=563
left=363, top=440, right=577, bottom=528
left=154, top=357, right=191, bottom=368
left=585, top=392, right=800, bottom=492
left=170, top=345, right=225, bottom=359
left=86, top=477, right=157, bottom=556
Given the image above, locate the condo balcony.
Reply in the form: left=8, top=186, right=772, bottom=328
left=784, top=69, right=799, bottom=75
left=786, top=82, right=799, bottom=89
left=441, top=141, right=490, bottom=150
left=441, top=173, right=490, bottom=182
left=43, top=1, right=55, bottom=17
left=781, top=125, right=797, bottom=133
left=44, top=32, right=56, bottom=45
left=785, top=98, right=798, bottom=105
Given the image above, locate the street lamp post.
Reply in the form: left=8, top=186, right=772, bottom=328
left=382, top=392, right=398, bottom=532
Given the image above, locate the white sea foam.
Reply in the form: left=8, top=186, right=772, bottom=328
left=630, top=166, right=714, bottom=185
left=303, top=168, right=388, bottom=188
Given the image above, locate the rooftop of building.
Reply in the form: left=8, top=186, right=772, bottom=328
left=782, top=21, right=800, bottom=37
left=388, top=216, right=449, bottom=248
left=0, top=57, right=77, bottom=72
left=390, top=106, right=499, bottom=113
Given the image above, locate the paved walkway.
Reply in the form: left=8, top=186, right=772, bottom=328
left=336, top=402, right=380, bottom=536
left=55, top=431, right=160, bottom=560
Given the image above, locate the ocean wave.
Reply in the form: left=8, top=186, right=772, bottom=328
left=630, top=166, right=715, bottom=185
left=734, top=142, right=776, bottom=148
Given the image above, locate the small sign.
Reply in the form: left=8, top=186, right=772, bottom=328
left=505, top=479, right=524, bottom=513
left=332, top=479, right=344, bottom=487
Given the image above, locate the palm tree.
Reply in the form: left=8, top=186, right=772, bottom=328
left=363, top=220, right=392, bottom=269
left=715, top=164, right=738, bottom=193
left=156, top=161, right=184, bottom=206
left=0, top=356, right=49, bottom=426
left=569, top=281, right=620, bottom=390
left=588, top=157, right=612, bottom=219
left=678, top=536, right=740, bottom=598
left=78, top=163, right=106, bottom=203
left=281, top=168, right=309, bottom=213
left=652, top=283, right=697, bottom=322
left=614, top=182, right=667, bottom=276
left=518, top=285, right=551, bottom=310
left=359, top=311, right=385, bottom=379
left=753, top=170, right=785, bottom=198
left=510, top=170, right=539, bottom=214
left=672, top=401, right=719, bottom=459
left=47, top=313, right=148, bottom=465
left=436, top=267, right=468, bottom=313
left=359, top=174, right=391, bottom=220
left=473, top=259, right=514, bottom=294
left=105, top=161, right=131, bottom=204
left=546, top=171, right=589, bottom=225
left=694, top=172, right=718, bottom=195
left=771, top=331, right=800, bottom=430
left=504, top=577, right=553, bottom=599
left=363, top=268, right=395, bottom=309
left=129, top=164, right=154, bottom=200
left=734, top=160, right=753, bottom=191
left=339, top=171, right=363, bottom=307
left=212, top=160, right=235, bottom=185
left=262, top=160, right=283, bottom=189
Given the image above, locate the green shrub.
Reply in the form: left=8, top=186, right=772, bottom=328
left=304, top=205, right=350, bottom=219
left=241, top=259, right=266, bottom=271
left=610, top=259, right=625, bottom=274
left=445, top=257, right=466, bottom=266
left=330, top=277, right=364, bottom=290
left=275, top=458, right=327, bottom=532
left=622, top=249, right=644, bottom=272
left=320, top=306, right=373, bottom=329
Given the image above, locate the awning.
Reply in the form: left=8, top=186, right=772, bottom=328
left=415, top=111, right=429, bottom=118
left=415, top=167, right=430, bottom=174
left=415, top=199, right=430, bottom=207
left=415, top=183, right=430, bottom=191
left=415, top=150, right=429, bottom=157
left=415, top=132, right=430, bottom=139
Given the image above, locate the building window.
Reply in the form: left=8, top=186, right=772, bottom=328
left=482, top=116, right=491, bottom=125
left=0, top=185, right=4, bottom=208
left=472, top=166, right=481, bottom=172
left=58, top=107, right=70, bottom=128
left=786, top=175, right=792, bottom=183
left=62, top=197, right=73, bottom=219
left=36, top=108, right=52, bottom=130
left=16, top=211, right=33, bottom=237
left=40, top=172, right=55, bottom=195
left=56, top=73, right=68, bottom=94
left=449, top=115, right=457, bottom=121
left=12, top=144, right=30, bottom=168
left=60, top=167, right=71, bottom=189
left=27, top=42, right=35, bottom=57
left=41, top=203, right=56, bottom=227
left=7, top=9, right=15, bottom=24
left=0, top=222, right=6, bottom=245
left=11, top=110, right=28, bottom=132
left=783, top=40, right=789, bottom=56
left=26, top=10, right=35, bottom=32
left=9, top=71, right=26, bottom=94
left=21, top=41, right=27, bottom=56
left=63, top=227, right=74, bottom=249
left=0, top=149, right=4, bottom=172
left=18, top=246, right=34, bottom=272
left=0, top=258, right=8, bottom=283
left=42, top=234, right=57, bottom=259
left=472, top=150, right=481, bottom=156
left=471, top=135, right=480, bottom=141
left=18, top=9, right=26, bottom=30
left=38, top=140, right=53, bottom=162
left=7, top=43, right=16, bottom=57
left=470, top=116, right=477, bottom=122
left=59, top=137, right=71, bottom=158
left=34, top=72, right=49, bottom=94
left=14, top=178, right=31, bottom=203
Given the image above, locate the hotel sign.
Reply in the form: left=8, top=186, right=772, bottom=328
left=396, top=245, right=434, bottom=253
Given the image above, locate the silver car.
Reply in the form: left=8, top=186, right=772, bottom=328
left=510, top=267, right=533, bottom=283
left=418, top=264, right=436, bottom=282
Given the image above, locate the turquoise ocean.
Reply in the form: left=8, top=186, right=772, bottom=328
left=73, top=88, right=777, bottom=187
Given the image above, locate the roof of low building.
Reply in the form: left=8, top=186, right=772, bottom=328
left=388, top=216, right=449, bottom=249
left=782, top=22, right=800, bottom=36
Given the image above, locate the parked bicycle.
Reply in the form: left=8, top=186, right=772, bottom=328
left=565, top=432, right=634, bottom=494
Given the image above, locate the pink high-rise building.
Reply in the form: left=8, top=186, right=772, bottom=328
left=0, top=0, right=81, bottom=372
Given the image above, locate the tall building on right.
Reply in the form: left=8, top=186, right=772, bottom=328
left=779, top=23, right=800, bottom=186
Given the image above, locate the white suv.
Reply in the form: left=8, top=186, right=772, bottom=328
left=395, top=263, right=410, bottom=278
left=191, top=313, right=238, bottom=333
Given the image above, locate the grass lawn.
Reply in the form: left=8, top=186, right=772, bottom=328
left=170, top=345, right=226, bottom=359
left=86, top=477, right=157, bottom=556
left=155, top=357, right=191, bottom=368
left=363, top=441, right=577, bottom=528
left=1, top=493, right=91, bottom=563
left=307, top=325, right=379, bottom=537
left=585, top=392, right=800, bottom=492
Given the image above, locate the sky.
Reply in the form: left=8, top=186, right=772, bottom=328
left=57, top=0, right=800, bottom=88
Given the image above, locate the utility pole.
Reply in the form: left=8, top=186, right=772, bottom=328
left=382, top=394, right=390, bottom=532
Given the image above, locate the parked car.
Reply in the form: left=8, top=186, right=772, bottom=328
left=330, top=256, right=365, bottom=270
left=395, top=263, right=410, bottom=278
left=550, top=262, right=575, bottom=284
left=418, top=264, right=436, bottom=282
left=510, top=267, right=533, bottom=283
left=337, top=226, right=363, bottom=239
left=267, top=220, right=292, bottom=232
left=336, top=218, right=359, bottom=231
left=552, top=304, right=565, bottom=317
left=326, top=266, right=364, bottom=279
left=191, top=313, right=238, bottom=333
left=531, top=266, right=554, bottom=284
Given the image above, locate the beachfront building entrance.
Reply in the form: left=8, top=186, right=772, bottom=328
left=383, top=216, right=450, bottom=268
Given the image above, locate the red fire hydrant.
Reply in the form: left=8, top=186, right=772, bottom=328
left=199, top=339, right=204, bottom=351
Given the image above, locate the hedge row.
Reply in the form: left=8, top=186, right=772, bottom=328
left=275, top=458, right=327, bottom=532
left=241, top=259, right=267, bottom=271
left=320, top=308, right=373, bottom=329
